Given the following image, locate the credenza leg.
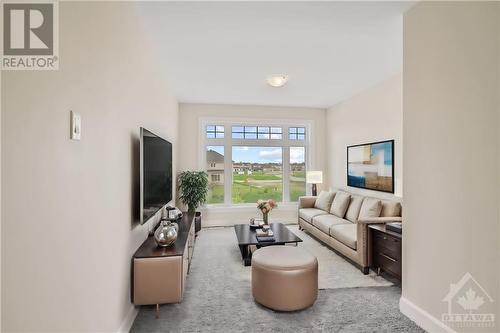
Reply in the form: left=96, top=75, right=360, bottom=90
left=155, top=304, right=159, bottom=319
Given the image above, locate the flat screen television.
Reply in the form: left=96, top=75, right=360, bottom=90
left=140, top=127, right=173, bottom=224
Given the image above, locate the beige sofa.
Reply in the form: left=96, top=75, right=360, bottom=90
left=298, top=190, right=402, bottom=274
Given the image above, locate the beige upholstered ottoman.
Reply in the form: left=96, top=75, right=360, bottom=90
left=251, top=246, right=318, bottom=311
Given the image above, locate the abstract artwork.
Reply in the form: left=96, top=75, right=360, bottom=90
left=347, top=140, right=394, bottom=193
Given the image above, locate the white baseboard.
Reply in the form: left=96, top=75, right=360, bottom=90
left=117, top=305, right=139, bottom=333
left=399, top=296, right=456, bottom=333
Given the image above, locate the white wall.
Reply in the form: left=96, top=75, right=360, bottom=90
left=325, top=74, right=403, bottom=200
left=177, top=103, right=327, bottom=226
left=1, top=3, right=178, bottom=332
left=402, top=2, right=499, bottom=332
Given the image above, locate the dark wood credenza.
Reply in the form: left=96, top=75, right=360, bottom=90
left=132, top=212, right=195, bottom=308
left=368, top=224, right=402, bottom=280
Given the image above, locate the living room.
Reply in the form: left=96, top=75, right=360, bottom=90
left=1, top=1, right=499, bottom=333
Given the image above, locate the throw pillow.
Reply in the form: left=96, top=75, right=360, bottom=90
left=345, top=194, right=364, bottom=223
left=359, top=197, right=382, bottom=218
left=330, top=191, right=351, bottom=218
left=380, top=200, right=402, bottom=217
left=314, top=191, right=335, bottom=212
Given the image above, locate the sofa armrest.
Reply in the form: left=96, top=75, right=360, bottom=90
left=298, top=196, right=317, bottom=209
left=357, top=216, right=402, bottom=224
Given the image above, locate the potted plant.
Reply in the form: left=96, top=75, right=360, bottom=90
left=178, top=171, right=208, bottom=233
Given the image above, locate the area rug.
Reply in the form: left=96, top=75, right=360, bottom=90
left=210, top=224, right=392, bottom=289
left=130, top=225, right=422, bottom=332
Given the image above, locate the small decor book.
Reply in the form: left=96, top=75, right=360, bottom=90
left=256, top=229, right=275, bottom=242
left=256, top=235, right=275, bottom=242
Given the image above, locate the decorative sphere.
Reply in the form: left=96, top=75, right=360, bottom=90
left=154, top=220, right=178, bottom=247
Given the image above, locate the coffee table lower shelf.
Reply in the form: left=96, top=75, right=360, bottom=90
left=234, top=223, right=303, bottom=266
left=239, top=242, right=298, bottom=266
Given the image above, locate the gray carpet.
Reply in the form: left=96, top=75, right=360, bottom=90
left=130, top=225, right=423, bottom=333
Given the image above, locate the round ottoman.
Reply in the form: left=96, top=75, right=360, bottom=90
left=251, top=246, right=318, bottom=311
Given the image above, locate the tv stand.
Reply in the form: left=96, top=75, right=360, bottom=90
left=132, top=212, right=195, bottom=317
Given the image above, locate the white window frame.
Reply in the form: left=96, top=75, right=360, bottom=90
left=199, top=117, right=314, bottom=208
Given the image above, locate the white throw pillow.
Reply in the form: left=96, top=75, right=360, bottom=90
left=314, top=191, right=335, bottom=212
left=330, top=192, right=351, bottom=218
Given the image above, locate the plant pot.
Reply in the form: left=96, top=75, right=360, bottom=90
left=195, top=211, right=202, bottom=234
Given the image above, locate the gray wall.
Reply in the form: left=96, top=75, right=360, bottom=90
left=1, top=3, right=178, bottom=331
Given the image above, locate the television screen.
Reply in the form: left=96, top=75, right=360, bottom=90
left=140, top=128, right=172, bottom=224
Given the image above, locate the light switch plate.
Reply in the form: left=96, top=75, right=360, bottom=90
left=70, top=110, right=81, bottom=140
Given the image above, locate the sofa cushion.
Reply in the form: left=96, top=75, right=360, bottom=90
left=380, top=200, right=402, bottom=217
left=311, top=215, right=349, bottom=234
left=345, top=194, right=364, bottom=223
left=359, top=197, right=382, bottom=219
left=330, top=192, right=351, bottom=218
left=314, top=191, right=335, bottom=212
left=329, top=224, right=357, bottom=250
left=299, top=208, right=329, bottom=224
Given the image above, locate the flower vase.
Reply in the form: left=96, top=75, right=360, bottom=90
left=263, top=211, right=269, bottom=225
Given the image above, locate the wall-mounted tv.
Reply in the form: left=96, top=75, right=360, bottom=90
left=140, top=127, right=172, bottom=224
left=347, top=140, right=394, bottom=193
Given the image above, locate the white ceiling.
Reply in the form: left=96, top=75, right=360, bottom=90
left=138, top=2, right=414, bottom=108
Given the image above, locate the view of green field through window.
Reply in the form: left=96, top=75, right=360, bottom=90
left=232, top=146, right=283, bottom=203
left=290, top=147, right=306, bottom=201
left=206, top=145, right=306, bottom=205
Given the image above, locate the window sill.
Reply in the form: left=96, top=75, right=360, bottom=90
left=201, top=203, right=298, bottom=211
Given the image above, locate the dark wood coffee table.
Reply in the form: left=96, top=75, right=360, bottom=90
left=234, top=223, right=303, bottom=266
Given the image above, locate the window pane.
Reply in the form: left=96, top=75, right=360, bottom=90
left=258, top=127, right=270, bottom=133
left=297, top=134, right=305, bottom=140
left=207, top=125, right=224, bottom=139
left=271, top=127, right=282, bottom=134
left=270, top=133, right=282, bottom=139
left=290, top=147, right=306, bottom=201
left=245, top=132, right=257, bottom=139
left=289, top=127, right=297, bottom=134
left=206, top=146, right=225, bottom=204
left=258, top=133, right=270, bottom=139
left=245, top=126, right=257, bottom=133
left=297, top=127, right=305, bottom=134
left=289, top=133, right=296, bottom=140
left=232, top=126, right=244, bottom=133
left=232, top=132, right=244, bottom=139
left=232, top=146, right=283, bottom=203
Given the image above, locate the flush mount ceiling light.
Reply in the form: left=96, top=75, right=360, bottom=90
left=267, top=74, right=289, bottom=88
